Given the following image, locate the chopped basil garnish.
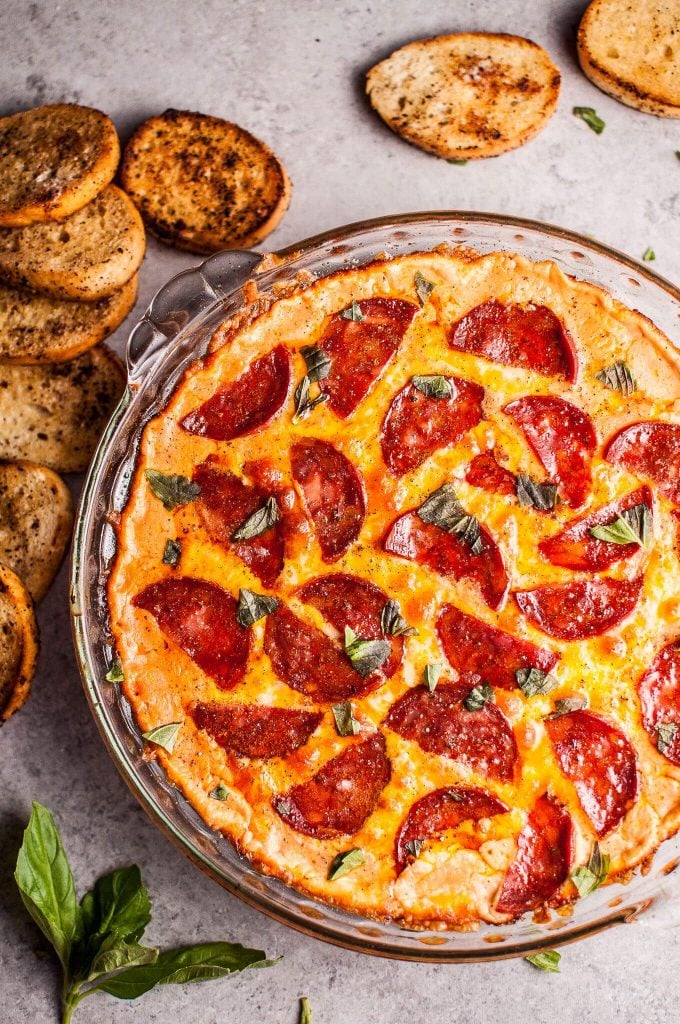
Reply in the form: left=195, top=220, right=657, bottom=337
left=141, top=722, right=182, bottom=754
left=464, top=682, right=494, bottom=711
left=516, top=474, right=558, bottom=512
left=643, top=247, right=656, bottom=262
left=145, top=469, right=201, bottom=510
left=590, top=503, right=651, bottom=547
left=516, top=666, right=559, bottom=698
left=525, top=950, right=561, bottom=973
left=343, top=626, right=390, bottom=677
left=412, top=374, right=453, bottom=399
left=341, top=300, right=364, bottom=322
left=236, top=588, right=279, bottom=628
left=414, top=270, right=436, bottom=305
left=162, top=538, right=182, bottom=566
left=424, top=663, right=442, bottom=693
left=209, top=783, right=229, bottom=801
left=232, top=496, right=280, bottom=541
left=544, top=696, right=588, bottom=720
left=300, top=344, right=331, bottom=383
left=404, top=838, right=424, bottom=859
left=657, top=721, right=678, bottom=755
left=299, top=997, right=312, bottom=1024
left=573, top=106, right=605, bottom=134
left=293, top=374, right=329, bottom=422
left=595, top=360, right=637, bottom=396
left=380, top=599, right=418, bottom=638
left=571, top=842, right=610, bottom=897
left=332, top=701, right=360, bottom=736
left=105, top=657, right=124, bottom=683
left=417, top=483, right=484, bottom=555
left=327, top=848, right=365, bottom=880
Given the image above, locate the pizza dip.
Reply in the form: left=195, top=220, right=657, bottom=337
left=108, top=247, right=680, bottom=929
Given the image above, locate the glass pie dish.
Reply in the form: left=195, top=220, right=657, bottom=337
left=70, top=211, right=680, bottom=961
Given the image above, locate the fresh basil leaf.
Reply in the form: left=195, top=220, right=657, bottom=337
left=412, top=374, right=453, bottom=399
left=232, top=496, right=280, bottom=541
left=105, top=658, right=124, bottom=683
left=590, top=503, right=651, bottom=546
left=516, top=474, right=558, bottom=512
left=404, top=839, right=424, bottom=859
left=79, top=865, right=151, bottom=954
left=300, top=996, right=313, bottom=1024
left=573, top=106, right=605, bottom=133
left=293, top=375, right=328, bottom=422
left=544, top=696, right=588, bottom=720
left=141, top=722, right=182, bottom=754
left=97, top=941, right=276, bottom=999
left=464, top=682, right=494, bottom=711
left=516, top=667, right=559, bottom=698
left=145, top=470, right=201, bottom=511
left=340, top=300, right=364, bottom=322
left=525, top=950, right=561, bottom=973
left=343, top=626, right=390, bottom=677
left=85, top=939, right=158, bottom=985
left=14, top=803, right=82, bottom=973
left=595, top=360, right=637, bottom=396
left=300, top=345, right=331, bottom=383
left=332, top=701, right=360, bottom=736
left=424, top=663, right=442, bottom=693
left=162, top=538, right=182, bottom=566
left=327, top=848, right=365, bottom=881
left=571, top=842, right=610, bottom=897
left=657, top=721, right=678, bottom=755
left=417, top=484, right=484, bottom=554
left=414, top=270, right=436, bottom=305
left=209, top=783, right=229, bottom=802
left=380, top=599, right=417, bottom=638
left=642, top=247, right=656, bottom=262
left=236, top=588, right=279, bottom=628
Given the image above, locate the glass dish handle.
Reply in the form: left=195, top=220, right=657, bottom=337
left=126, top=249, right=263, bottom=384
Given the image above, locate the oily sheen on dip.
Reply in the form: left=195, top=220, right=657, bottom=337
left=108, top=247, right=680, bottom=930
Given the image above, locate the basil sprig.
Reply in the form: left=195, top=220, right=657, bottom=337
left=573, top=106, right=605, bottom=134
left=414, top=270, right=435, bottom=305
left=162, top=538, right=182, bottom=566
left=516, top=667, right=559, bottom=698
left=343, top=626, right=390, bottom=677
left=516, top=474, right=558, bottom=512
left=571, top=841, right=610, bottom=897
left=141, top=722, right=183, bottom=754
left=525, top=950, right=561, bottom=973
left=327, top=848, right=365, bottom=880
left=380, top=599, right=417, bottom=638
left=543, top=696, right=588, bottom=720
left=236, top=588, right=279, bottom=628
left=340, top=300, right=364, bottom=322
left=595, top=360, right=637, bottom=396
left=145, top=470, right=201, bottom=511
left=232, top=496, right=280, bottom=541
left=657, top=721, right=678, bottom=755
left=590, top=503, right=651, bottom=547
left=464, top=682, right=494, bottom=711
left=417, top=483, right=484, bottom=555
left=300, top=996, right=313, bottom=1024
left=412, top=374, right=453, bottom=399
left=332, top=701, right=360, bottom=736
left=14, top=804, right=276, bottom=1023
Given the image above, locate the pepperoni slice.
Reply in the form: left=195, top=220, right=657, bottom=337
left=504, top=396, right=597, bottom=507
left=316, top=297, right=418, bottom=419
left=191, top=702, right=322, bottom=758
left=638, top=640, right=680, bottom=766
left=291, top=438, right=365, bottom=561
left=264, top=604, right=385, bottom=701
left=436, top=604, right=558, bottom=690
left=539, top=486, right=653, bottom=572
left=495, top=795, right=573, bottom=917
left=605, top=421, right=680, bottom=504
left=180, top=345, right=290, bottom=440
left=395, top=786, right=508, bottom=875
left=297, top=573, right=402, bottom=679
left=380, top=376, right=484, bottom=476
left=193, top=460, right=284, bottom=587
left=384, top=511, right=508, bottom=610
left=448, top=300, right=577, bottom=382
left=515, top=577, right=642, bottom=640
left=133, top=576, right=250, bottom=691
left=273, top=732, right=390, bottom=838
left=384, top=682, right=518, bottom=781
left=545, top=710, right=638, bottom=836
left=465, top=451, right=516, bottom=495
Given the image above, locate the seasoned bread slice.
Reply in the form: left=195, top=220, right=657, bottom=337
left=0, top=562, right=38, bottom=722
left=0, top=345, right=126, bottom=473
left=578, top=0, right=680, bottom=117
left=366, top=33, right=561, bottom=159
left=0, top=274, right=137, bottom=363
left=0, top=185, right=146, bottom=301
left=120, top=109, right=291, bottom=254
left=0, top=461, right=73, bottom=602
left=0, top=104, right=120, bottom=227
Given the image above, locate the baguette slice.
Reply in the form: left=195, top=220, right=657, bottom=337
left=578, top=0, right=680, bottom=117
left=120, top=109, right=291, bottom=254
left=0, top=562, right=38, bottom=722
left=0, top=345, right=126, bottom=473
left=366, top=33, right=561, bottom=159
left=0, top=185, right=146, bottom=301
left=0, top=274, right=138, bottom=363
left=0, top=461, right=74, bottom=602
left=0, top=104, right=120, bottom=227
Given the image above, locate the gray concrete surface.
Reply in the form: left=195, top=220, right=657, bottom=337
left=1, top=1, right=680, bottom=1021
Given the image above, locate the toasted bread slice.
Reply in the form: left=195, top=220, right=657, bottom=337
left=0, top=274, right=137, bottom=363
left=0, top=104, right=120, bottom=227
left=0, top=461, right=73, bottom=602
left=0, top=345, right=126, bottom=473
left=578, top=0, right=680, bottom=117
left=0, top=562, right=38, bottom=722
left=120, top=109, right=291, bottom=254
left=0, top=185, right=146, bottom=301
left=366, top=33, right=561, bottom=159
